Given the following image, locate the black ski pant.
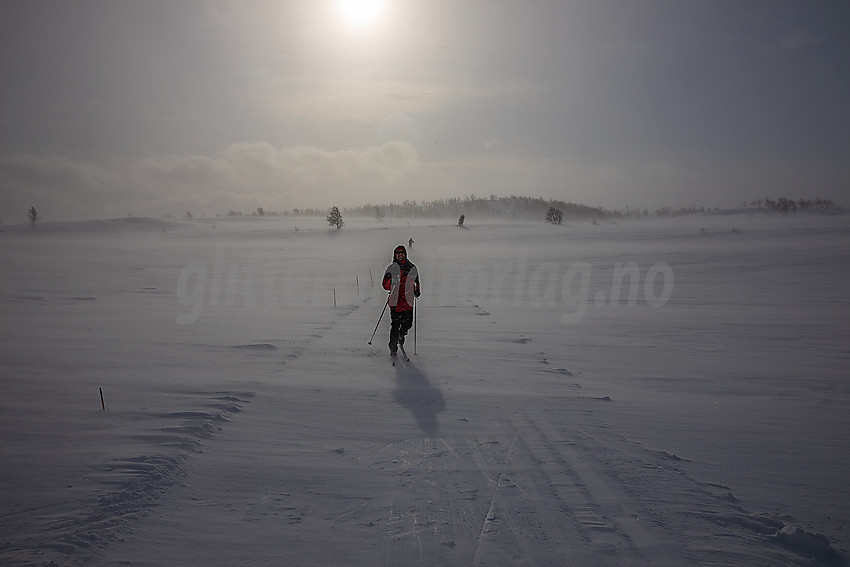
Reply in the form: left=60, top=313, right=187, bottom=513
left=389, top=307, right=413, bottom=351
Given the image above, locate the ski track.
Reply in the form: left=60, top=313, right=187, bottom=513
left=7, top=216, right=848, bottom=566
left=83, top=297, right=838, bottom=566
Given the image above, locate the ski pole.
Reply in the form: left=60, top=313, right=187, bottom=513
left=413, top=297, right=417, bottom=355
left=367, top=301, right=389, bottom=345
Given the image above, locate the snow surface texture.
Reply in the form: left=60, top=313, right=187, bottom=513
left=1, top=212, right=848, bottom=566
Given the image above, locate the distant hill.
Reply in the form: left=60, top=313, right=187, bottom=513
left=343, top=195, right=616, bottom=222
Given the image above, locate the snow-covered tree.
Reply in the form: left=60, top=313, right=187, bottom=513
left=326, top=206, right=344, bottom=230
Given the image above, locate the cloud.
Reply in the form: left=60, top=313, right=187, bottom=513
left=259, top=73, right=539, bottom=125
left=0, top=154, right=121, bottom=220
left=0, top=154, right=117, bottom=191
left=217, top=140, right=420, bottom=189
left=136, top=154, right=233, bottom=186
left=261, top=78, right=454, bottom=123
left=0, top=142, right=423, bottom=221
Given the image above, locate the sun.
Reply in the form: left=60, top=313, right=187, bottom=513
left=336, top=0, right=385, bottom=30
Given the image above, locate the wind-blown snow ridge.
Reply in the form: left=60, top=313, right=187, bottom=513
left=1, top=392, right=251, bottom=566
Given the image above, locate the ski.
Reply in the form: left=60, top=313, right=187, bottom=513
left=391, top=346, right=410, bottom=366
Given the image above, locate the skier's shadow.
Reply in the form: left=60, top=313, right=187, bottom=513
left=393, top=361, right=445, bottom=437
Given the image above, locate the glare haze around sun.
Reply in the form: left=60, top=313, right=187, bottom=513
left=336, top=0, right=385, bottom=30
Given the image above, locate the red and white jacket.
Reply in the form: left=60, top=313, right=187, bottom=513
left=383, top=258, right=420, bottom=311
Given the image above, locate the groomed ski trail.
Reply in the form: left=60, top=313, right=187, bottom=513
left=97, top=299, right=816, bottom=566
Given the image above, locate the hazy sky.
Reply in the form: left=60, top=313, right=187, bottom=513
left=1, top=0, right=849, bottom=221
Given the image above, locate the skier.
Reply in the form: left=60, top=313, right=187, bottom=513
left=382, top=245, right=420, bottom=357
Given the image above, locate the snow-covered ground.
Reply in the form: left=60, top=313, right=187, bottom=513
left=1, top=211, right=848, bottom=566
